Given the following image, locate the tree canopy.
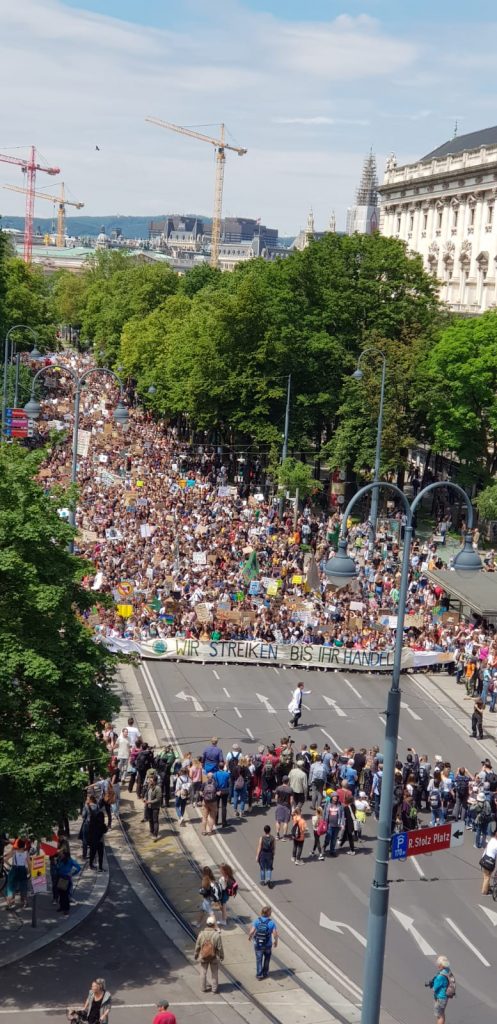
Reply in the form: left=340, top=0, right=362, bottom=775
left=0, top=444, right=119, bottom=836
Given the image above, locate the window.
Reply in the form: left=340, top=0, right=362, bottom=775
left=409, top=214, right=414, bottom=231
left=470, top=206, right=476, bottom=226
left=488, top=205, right=494, bottom=226
left=423, top=212, right=428, bottom=230
left=453, top=210, right=458, bottom=229
left=396, top=215, right=401, bottom=232
left=437, top=209, right=443, bottom=229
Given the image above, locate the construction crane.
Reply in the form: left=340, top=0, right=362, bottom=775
left=0, top=146, right=60, bottom=262
left=2, top=182, right=84, bottom=248
left=145, top=117, right=247, bottom=269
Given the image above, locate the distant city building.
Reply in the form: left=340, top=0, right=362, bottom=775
left=379, top=125, right=497, bottom=314
left=290, top=209, right=339, bottom=251
left=346, top=151, right=379, bottom=235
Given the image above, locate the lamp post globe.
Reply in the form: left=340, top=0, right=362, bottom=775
left=29, top=346, right=42, bottom=360
left=323, top=537, right=358, bottom=588
left=113, top=401, right=129, bottom=427
left=452, top=534, right=483, bottom=572
left=24, top=397, right=41, bottom=420
left=351, top=367, right=363, bottom=381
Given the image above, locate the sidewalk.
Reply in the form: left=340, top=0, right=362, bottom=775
left=411, top=670, right=497, bottom=756
left=0, top=859, right=108, bottom=968
left=111, top=664, right=401, bottom=1024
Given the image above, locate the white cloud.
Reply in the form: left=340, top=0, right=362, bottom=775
left=274, top=117, right=370, bottom=126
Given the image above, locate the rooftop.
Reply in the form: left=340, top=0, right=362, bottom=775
left=422, top=125, right=497, bottom=162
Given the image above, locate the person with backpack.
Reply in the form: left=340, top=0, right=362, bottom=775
left=213, top=761, right=231, bottom=829
left=372, top=767, right=383, bottom=821
left=194, top=915, right=224, bottom=993
left=217, top=863, right=238, bottom=924
left=135, top=743, right=154, bottom=799
left=232, top=757, right=250, bottom=817
left=276, top=740, right=294, bottom=785
left=453, top=767, right=471, bottom=822
left=470, top=698, right=484, bottom=739
left=274, top=776, right=293, bottom=840
left=479, top=832, right=497, bottom=894
left=261, top=757, right=277, bottom=808
left=225, top=743, right=241, bottom=799
left=248, top=905, right=279, bottom=980
left=291, top=809, right=307, bottom=864
left=309, top=755, right=327, bottom=809
left=143, top=772, right=162, bottom=841
left=426, top=955, right=456, bottom=1024
left=417, top=756, right=432, bottom=811
left=311, top=806, right=326, bottom=860
left=174, top=768, right=191, bottom=825
left=429, top=782, right=444, bottom=825
left=201, top=773, right=218, bottom=835
left=256, top=825, right=276, bottom=887
left=323, top=792, right=344, bottom=857
left=474, top=792, right=493, bottom=849
left=87, top=797, right=107, bottom=872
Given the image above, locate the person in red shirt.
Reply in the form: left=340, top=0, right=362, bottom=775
left=153, top=1001, right=177, bottom=1024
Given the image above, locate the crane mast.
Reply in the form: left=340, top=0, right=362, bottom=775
left=145, top=116, right=247, bottom=269
left=0, top=146, right=60, bottom=261
left=2, top=181, right=84, bottom=248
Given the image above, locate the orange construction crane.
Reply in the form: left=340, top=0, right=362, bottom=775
left=2, top=182, right=84, bottom=248
left=0, top=147, right=60, bottom=262
left=145, top=117, right=247, bottom=269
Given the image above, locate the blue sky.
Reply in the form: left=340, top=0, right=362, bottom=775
left=1, top=0, right=495, bottom=234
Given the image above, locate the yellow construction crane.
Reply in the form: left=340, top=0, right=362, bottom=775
left=145, top=116, right=247, bottom=269
left=2, top=182, right=84, bottom=247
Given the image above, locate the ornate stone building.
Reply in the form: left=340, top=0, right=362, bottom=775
left=379, top=125, right=497, bottom=314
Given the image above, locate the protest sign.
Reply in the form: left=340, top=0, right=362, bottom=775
left=192, top=551, right=207, bottom=565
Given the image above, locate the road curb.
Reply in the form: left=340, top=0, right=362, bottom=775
left=0, top=863, right=109, bottom=969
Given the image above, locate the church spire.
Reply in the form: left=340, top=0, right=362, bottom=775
left=356, top=149, right=378, bottom=206
left=329, top=210, right=336, bottom=233
left=306, top=207, right=315, bottom=238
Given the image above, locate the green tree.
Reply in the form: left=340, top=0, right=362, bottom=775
left=277, top=457, right=323, bottom=500
left=0, top=445, right=119, bottom=836
left=423, top=310, right=497, bottom=483
left=3, top=257, right=57, bottom=350
left=475, top=484, right=497, bottom=523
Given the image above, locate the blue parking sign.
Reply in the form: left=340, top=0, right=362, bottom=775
left=391, top=831, right=408, bottom=860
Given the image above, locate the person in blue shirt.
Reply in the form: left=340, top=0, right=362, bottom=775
left=202, top=738, right=224, bottom=774
left=55, top=849, right=81, bottom=917
left=213, top=762, right=231, bottom=828
left=429, top=956, right=454, bottom=1024
left=248, top=905, right=279, bottom=980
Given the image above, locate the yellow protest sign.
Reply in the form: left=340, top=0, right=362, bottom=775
left=30, top=854, right=47, bottom=894
left=116, top=604, right=133, bottom=618
left=267, top=581, right=279, bottom=596
left=136, top=480, right=144, bottom=488
left=291, top=574, right=303, bottom=585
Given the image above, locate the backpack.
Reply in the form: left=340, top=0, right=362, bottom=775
left=429, top=789, right=441, bottom=809
left=200, top=937, right=216, bottom=962
left=254, top=917, right=270, bottom=949
left=418, top=763, right=430, bottom=783
left=210, top=880, right=223, bottom=903
left=261, top=835, right=274, bottom=853
left=263, top=761, right=275, bottom=780
left=279, top=747, right=293, bottom=769
left=227, top=753, right=240, bottom=776
left=203, top=781, right=217, bottom=801
left=226, top=878, right=238, bottom=898
left=441, top=969, right=456, bottom=999
left=393, top=783, right=404, bottom=806
left=316, top=818, right=327, bottom=836
left=456, top=777, right=469, bottom=798
left=136, top=750, right=151, bottom=773
left=486, top=772, right=497, bottom=792
left=234, top=773, right=246, bottom=791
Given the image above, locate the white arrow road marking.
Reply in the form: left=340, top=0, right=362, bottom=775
left=401, top=700, right=422, bottom=721
left=479, top=904, right=497, bottom=927
left=256, top=692, right=277, bottom=713
left=323, top=694, right=347, bottom=717
left=410, top=856, right=426, bottom=879
left=378, top=713, right=402, bottom=739
left=343, top=677, right=363, bottom=700
left=212, top=669, right=220, bottom=680
left=444, top=917, right=491, bottom=966
left=391, top=909, right=436, bottom=956
left=175, top=690, right=203, bottom=712
left=319, top=913, right=367, bottom=947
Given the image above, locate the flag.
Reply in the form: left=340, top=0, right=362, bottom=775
left=306, top=554, right=321, bottom=594
left=243, top=550, right=259, bottom=581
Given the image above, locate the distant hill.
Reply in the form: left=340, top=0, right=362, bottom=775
left=0, top=214, right=208, bottom=240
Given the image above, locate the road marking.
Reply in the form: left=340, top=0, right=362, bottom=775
left=410, top=856, right=426, bottom=879
left=391, top=909, right=436, bottom=956
left=319, top=913, right=367, bottom=946
left=479, top=904, right=497, bottom=927
left=139, top=663, right=363, bottom=1003
left=256, top=692, right=277, bottom=714
left=401, top=700, right=422, bottom=721
left=303, top=703, right=311, bottom=711
left=321, top=727, right=341, bottom=749
left=234, top=706, right=242, bottom=718
left=273, top=667, right=280, bottom=675
left=323, top=694, right=347, bottom=717
left=411, top=674, right=496, bottom=762
left=213, top=669, right=220, bottom=680
left=0, top=1005, right=254, bottom=1014
left=343, top=677, right=363, bottom=700
left=377, top=713, right=402, bottom=739
left=444, top=917, right=491, bottom=966
left=223, top=687, right=231, bottom=699
left=175, top=690, right=203, bottom=713
left=246, top=727, right=255, bottom=740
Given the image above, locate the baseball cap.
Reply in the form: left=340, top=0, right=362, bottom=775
left=477, top=793, right=485, bottom=802
left=206, top=914, right=216, bottom=925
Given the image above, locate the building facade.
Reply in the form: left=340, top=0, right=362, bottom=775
left=379, top=125, right=497, bottom=314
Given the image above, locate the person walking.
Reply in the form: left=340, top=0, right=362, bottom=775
left=4, top=839, right=30, bottom=910
left=274, top=776, right=292, bottom=840
left=70, top=978, right=112, bottom=1024
left=194, top=915, right=224, bottom=993
left=309, top=755, right=327, bottom=809
left=480, top=833, right=497, bottom=895
left=256, top=825, right=275, bottom=887
left=427, top=956, right=455, bottom=1024
left=288, top=682, right=311, bottom=729
left=115, top=727, right=130, bottom=778
left=213, top=761, right=231, bottom=828
left=218, top=863, right=237, bottom=925
left=291, top=809, right=306, bottom=864
left=474, top=792, right=493, bottom=849
left=152, top=1000, right=176, bottom=1024
left=311, top=806, right=326, bottom=860
left=288, top=761, right=308, bottom=809
left=174, top=768, right=191, bottom=826
left=338, top=797, right=356, bottom=855
left=470, top=698, right=484, bottom=739
left=323, top=792, right=344, bottom=857
left=144, top=772, right=162, bottom=841
left=201, top=774, right=218, bottom=835
left=194, top=866, right=218, bottom=929
left=88, top=798, right=107, bottom=871
left=248, top=905, right=279, bottom=980
left=54, top=848, right=81, bottom=916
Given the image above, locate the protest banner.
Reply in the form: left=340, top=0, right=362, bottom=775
left=192, top=551, right=207, bottom=565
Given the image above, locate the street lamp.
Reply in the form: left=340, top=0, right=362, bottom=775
left=352, top=348, right=387, bottom=543
left=2, top=325, right=40, bottom=442
left=24, top=364, right=128, bottom=535
left=324, top=479, right=481, bottom=1024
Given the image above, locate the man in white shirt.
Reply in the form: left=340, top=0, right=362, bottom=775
left=288, top=683, right=311, bottom=729
left=481, top=834, right=497, bottom=894
left=127, top=717, right=141, bottom=747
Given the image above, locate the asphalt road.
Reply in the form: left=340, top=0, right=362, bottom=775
left=0, top=855, right=249, bottom=1024
left=138, top=660, right=497, bottom=1024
